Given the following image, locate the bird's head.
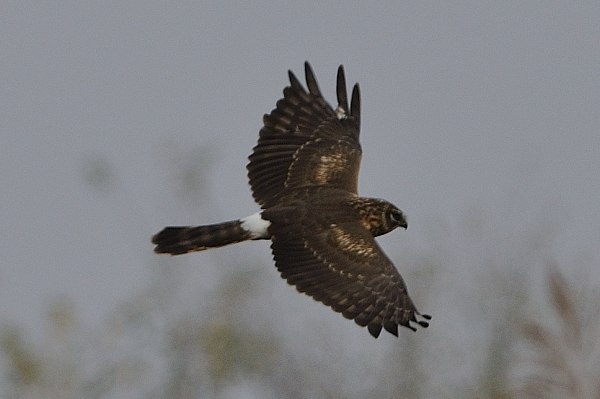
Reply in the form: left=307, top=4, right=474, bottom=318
left=350, top=198, right=407, bottom=236
left=368, top=202, right=407, bottom=236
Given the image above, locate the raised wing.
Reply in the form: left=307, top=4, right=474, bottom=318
left=266, top=209, right=430, bottom=338
left=247, top=62, right=362, bottom=208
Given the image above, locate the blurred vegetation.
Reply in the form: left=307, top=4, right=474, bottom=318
left=2, top=148, right=599, bottom=398
left=518, top=266, right=600, bottom=399
left=0, top=326, right=41, bottom=386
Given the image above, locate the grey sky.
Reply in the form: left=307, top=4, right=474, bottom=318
left=2, top=0, right=599, bottom=352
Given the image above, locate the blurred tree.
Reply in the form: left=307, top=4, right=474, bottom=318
left=3, top=143, right=599, bottom=399
left=517, top=266, right=600, bottom=399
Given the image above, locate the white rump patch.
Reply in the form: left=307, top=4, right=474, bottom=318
left=240, top=212, right=271, bottom=239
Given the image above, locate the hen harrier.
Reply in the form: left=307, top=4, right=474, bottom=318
left=152, top=62, right=430, bottom=338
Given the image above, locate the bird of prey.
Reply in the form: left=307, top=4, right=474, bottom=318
left=152, top=62, right=430, bottom=338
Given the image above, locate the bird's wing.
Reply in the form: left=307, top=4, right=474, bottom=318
left=248, top=62, right=362, bottom=208
left=265, top=208, right=429, bottom=338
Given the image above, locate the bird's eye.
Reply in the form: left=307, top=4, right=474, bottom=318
left=388, top=209, right=406, bottom=226
left=389, top=210, right=404, bottom=222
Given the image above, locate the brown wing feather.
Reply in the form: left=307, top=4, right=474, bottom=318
left=269, top=217, right=429, bottom=338
left=336, top=65, right=349, bottom=115
left=247, top=62, right=362, bottom=208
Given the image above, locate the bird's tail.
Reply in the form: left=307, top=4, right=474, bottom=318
left=152, top=213, right=271, bottom=255
left=152, top=220, right=253, bottom=255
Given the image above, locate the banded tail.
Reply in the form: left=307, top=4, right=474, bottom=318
left=152, top=212, right=270, bottom=255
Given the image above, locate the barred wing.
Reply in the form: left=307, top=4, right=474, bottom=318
left=248, top=62, right=362, bottom=208
left=267, top=212, right=429, bottom=338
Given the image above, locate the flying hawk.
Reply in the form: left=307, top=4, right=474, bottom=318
left=152, top=62, right=430, bottom=338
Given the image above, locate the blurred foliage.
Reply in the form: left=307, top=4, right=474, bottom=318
left=0, top=326, right=41, bottom=386
left=2, top=146, right=599, bottom=398
left=6, top=253, right=598, bottom=398
left=518, top=266, right=600, bottom=399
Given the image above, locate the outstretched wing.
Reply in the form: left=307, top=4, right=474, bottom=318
left=266, top=210, right=430, bottom=338
left=248, top=62, right=362, bottom=208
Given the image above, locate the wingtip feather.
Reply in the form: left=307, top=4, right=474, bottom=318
left=351, top=83, right=360, bottom=126
left=304, top=61, right=322, bottom=96
left=336, top=65, right=349, bottom=116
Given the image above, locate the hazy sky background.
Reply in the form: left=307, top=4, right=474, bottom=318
left=2, top=0, right=599, bottom=364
